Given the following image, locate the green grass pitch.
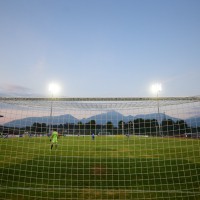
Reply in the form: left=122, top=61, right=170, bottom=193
left=0, top=136, right=200, bottom=200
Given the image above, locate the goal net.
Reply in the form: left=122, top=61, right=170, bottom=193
left=0, top=97, right=200, bottom=199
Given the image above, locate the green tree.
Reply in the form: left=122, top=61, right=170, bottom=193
left=90, top=120, right=96, bottom=131
left=175, top=120, right=188, bottom=135
left=86, top=120, right=96, bottom=134
left=162, top=119, right=175, bottom=136
left=127, top=121, right=134, bottom=134
left=77, top=121, right=83, bottom=134
left=106, top=121, right=113, bottom=134
left=134, top=118, right=145, bottom=135
left=118, top=120, right=125, bottom=134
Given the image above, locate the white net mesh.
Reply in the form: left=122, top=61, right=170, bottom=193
left=0, top=97, right=200, bottom=199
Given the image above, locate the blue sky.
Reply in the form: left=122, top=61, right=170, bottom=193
left=0, top=0, right=200, bottom=97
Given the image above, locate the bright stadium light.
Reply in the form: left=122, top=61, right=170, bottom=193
left=151, top=83, right=162, bottom=95
left=49, top=83, right=60, bottom=96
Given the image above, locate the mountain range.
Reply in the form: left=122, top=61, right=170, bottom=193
left=3, top=111, right=200, bottom=128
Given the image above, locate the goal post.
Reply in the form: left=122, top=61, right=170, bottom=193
left=0, top=97, right=200, bottom=199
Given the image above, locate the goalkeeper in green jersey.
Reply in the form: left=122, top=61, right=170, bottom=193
left=50, top=129, right=58, bottom=150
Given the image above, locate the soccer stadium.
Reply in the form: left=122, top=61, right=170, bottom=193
left=1, top=1, right=200, bottom=199
left=0, top=97, right=200, bottom=199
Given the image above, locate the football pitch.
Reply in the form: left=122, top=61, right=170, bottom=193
left=0, top=136, right=200, bottom=200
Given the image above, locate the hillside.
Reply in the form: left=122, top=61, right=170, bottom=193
left=3, top=111, right=187, bottom=128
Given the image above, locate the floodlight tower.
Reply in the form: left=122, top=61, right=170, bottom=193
left=48, top=83, right=60, bottom=135
left=151, top=83, right=162, bottom=136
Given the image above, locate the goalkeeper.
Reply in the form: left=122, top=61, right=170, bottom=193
left=50, top=129, right=58, bottom=150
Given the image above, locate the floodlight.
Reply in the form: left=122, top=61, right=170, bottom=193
left=151, top=83, right=162, bottom=94
left=49, top=83, right=60, bottom=96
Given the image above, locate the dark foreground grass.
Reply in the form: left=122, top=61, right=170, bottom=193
left=0, top=136, right=200, bottom=199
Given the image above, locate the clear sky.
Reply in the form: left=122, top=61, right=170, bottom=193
left=0, top=0, right=200, bottom=98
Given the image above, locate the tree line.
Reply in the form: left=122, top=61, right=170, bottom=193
left=1, top=118, right=200, bottom=137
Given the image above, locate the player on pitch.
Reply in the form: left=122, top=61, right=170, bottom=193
left=50, top=129, right=58, bottom=150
